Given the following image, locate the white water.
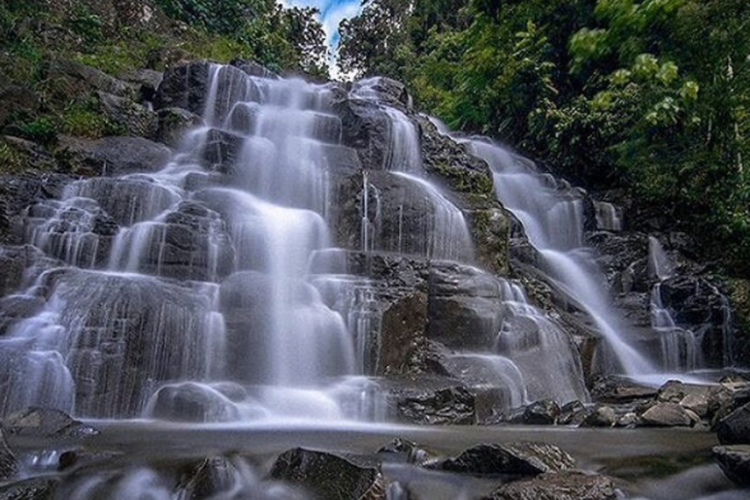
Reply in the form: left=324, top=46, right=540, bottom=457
left=469, top=141, right=658, bottom=377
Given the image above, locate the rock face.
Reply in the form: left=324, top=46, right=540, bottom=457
left=716, top=403, right=750, bottom=445
left=2, top=407, right=97, bottom=439
left=269, top=448, right=385, bottom=500
left=481, top=470, right=618, bottom=500
left=146, top=383, right=239, bottom=423
left=638, top=402, right=693, bottom=427
left=0, top=477, right=57, bottom=500
left=154, top=61, right=211, bottom=114
left=713, top=445, right=750, bottom=487
left=57, top=135, right=171, bottom=177
left=0, top=430, right=15, bottom=481
left=440, top=442, right=575, bottom=476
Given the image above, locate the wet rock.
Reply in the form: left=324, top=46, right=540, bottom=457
left=657, top=380, right=731, bottom=419
left=586, top=232, right=649, bottom=293
left=155, top=107, right=203, bottom=148
left=638, top=402, right=692, bottom=427
left=0, top=295, right=45, bottom=336
left=0, top=430, right=15, bottom=481
left=352, top=77, right=411, bottom=112
left=481, top=470, right=618, bottom=500
left=269, top=448, right=386, bottom=500
left=713, top=445, right=750, bottom=487
left=201, top=128, right=245, bottom=171
left=376, top=292, right=428, bottom=376
left=589, top=375, right=657, bottom=404
left=0, top=477, right=57, bottom=500
left=657, top=276, right=731, bottom=368
left=617, top=412, right=638, bottom=427
left=177, top=456, right=240, bottom=499
left=440, top=442, right=575, bottom=476
left=334, top=98, right=391, bottom=171
left=469, top=205, right=511, bottom=276
left=426, top=263, right=504, bottom=350
left=394, top=382, right=475, bottom=425
left=2, top=407, right=98, bottom=439
left=0, top=246, right=45, bottom=298
left=416, top=116, right=493, bottom=195
left=523, top=400, right=561, bottom=425
left=154, top=62, right=211, bottom=114
left=93, top=90, right=158, bottom=139
left=716, top=402, right=750, bottom=445
left=580, top=405, right=617, bottom=428
left=57, top=135, right=171, bottom=176
left=558, top=400, right=587, bottom=426
left=147, top=382, right=239, bottom=423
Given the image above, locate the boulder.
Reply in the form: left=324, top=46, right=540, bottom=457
left=376, top=438, right=437, bottom=466
left=523, top=400, right=561, bottom=425
left=0, top=136, right=58, bottom=173
left=351, top=77, right=411, bottom=112
left=119, top=68, right=164, bottom=103
left=393, top=381, right=476, bottom=425
left=146, top=383, right=239, bottom=423
left=716, top=402, right=750, bottom=445
left=0, top=477, right=57, bottom=500
left=580, top=405, right=617, bottom=428
left=376, top=292, right=428, bottom=376
left=176, top=456, right=240, bottom=499
left=637, top=402, right=692, bottom=427
left=558, top=400, right=587, bottom=426
left=2, top=407, right=98, bottom=440
left=57, top=135, right=171, bottom=176
left=334, top=98, right=391, bottom=171
left=154, top=62, right=211, bottom=114
left=0, top=430, right=15, bottom=481
left=481, top=470, right=618, bottom=500
left=440, top=442, right=575, bottom=476
left=589, top=375, right=657, bottom=404
left=657, top=380, right=731, bottom=419
left=269, top=448, right=385, bottom=500
left=713, top=445, right=750, bottom=487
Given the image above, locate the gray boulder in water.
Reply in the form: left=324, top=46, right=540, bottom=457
left=480, top=470, right=618, bottom=500
left=713, top=445, right=750, bottom=486
left=2, top=407, right=98, bottom=439
left=717, top=402, right=750, bottom=445
left=439, top=442, right=575, bottom=476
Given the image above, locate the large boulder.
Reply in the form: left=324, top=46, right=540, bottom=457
left=637, top=402, right=693, bottom=427
left=713, top=445, right=750, bottom=487
left=269, top=448, right=385, bottom=500
left=716, top=402, right=750, bottom=445
left=0, top=430, right=15, bottom=481
left=481, top=470, right=618, bottom=500
left=92, top=91, right=158, bottom=139
left=439, top=442, right=575, bottom=476
left=56, top=135, right=171, bottom=177
left=390, top=379, right=476, bottom=425
left=154, top=62, right=211, bottom=115
left=40, top=59, right=138, bottom=103
left=146, top=383, right=239, bottom=423
left=657, top=380, right=731, bottom=420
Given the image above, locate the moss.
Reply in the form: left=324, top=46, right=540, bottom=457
left=60, top=99, right=124, bottom=138
left=0, top=142, right=25, bottom=173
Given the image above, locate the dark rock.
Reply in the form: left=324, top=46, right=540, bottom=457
left=440, top=442, right=575, bottom=476
left=523, top=400, right=561, bottom=425
left=2, top=407, right=98, bottom=439
left=0, top=246, right=48, bottom=298
left=713, top=445, right=750, bottom=487
left=416, top=115, right=494, bottom=195
left=0, top=295, right=45, bottom=336
left=351, top=77, right=411, bottom=112
left=638, top=402, right=692, bottom=427
left=586, top=231, right=649, bottom=293
left=394, top=381, right=476, bottom=425
left=146, top=382, right=239, bottom=423
left=717, top=402, right=750, bottom=445
left=469, top=205, right=510, bottom=276
left=657, top=380, right=731, bottom=419
left=201, top=128, right=245, bottom=171
left=589, top=375, right=657, bottom=404
left=0, top=430, right=15, bottom=481
left=154, top=62, right=211, bottom=114
left=558, top=400, right=587, bottom=426
left=376, top=292, right=428, bottom=376
left=119, top=69, right=164, bottom=103
left=0, top=477, right=56, bottom=500
left=580, top=405, right=617, bottom=428
left=657, top=276, right=731, bottom=368
left=426, top=262, right=504, bottom=350
left=269, top=448, right=385, bottom=500
left=155, top=107, right=203, bottom=148
left=145, top=47, right=192, bottom=71
left=334, top=98, right=392, bottom=171
left=57, top=135, right=171, bottom=176
left=177, top=456, right=240, bottom=499
left=93, top=91, right=158, bottom=139
left=481, top=470, right=618, bottom=500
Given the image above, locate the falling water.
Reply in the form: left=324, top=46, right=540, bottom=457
left=469, top=141, right=657, bottom=377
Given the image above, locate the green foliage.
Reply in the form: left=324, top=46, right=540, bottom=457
left=14, top=117, right=58, bottom=146
left=60, top=99, right=124, bottom=139
left=338, top=0, right=750, bottom=276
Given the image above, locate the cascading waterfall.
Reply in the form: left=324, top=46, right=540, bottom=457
left=469, top=140, right=658, bottom=378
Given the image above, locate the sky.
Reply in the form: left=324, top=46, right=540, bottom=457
left=280, top=0, right=363, bottom=74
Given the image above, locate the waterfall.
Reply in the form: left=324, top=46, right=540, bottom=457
left=469, top=140, right=658, bottom=377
